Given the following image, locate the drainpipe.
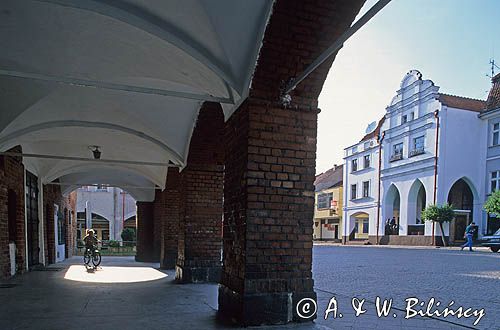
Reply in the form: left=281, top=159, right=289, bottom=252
left=432, top=110, right=440, bottom=245
left=376, top=131, right=385, bottom=245
left=122, top=190, right=125, bottom=228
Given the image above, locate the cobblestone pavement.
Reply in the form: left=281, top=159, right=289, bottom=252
left=0, top=248, right=498, bottom=330
left=312, top=245, right=500, bottom=330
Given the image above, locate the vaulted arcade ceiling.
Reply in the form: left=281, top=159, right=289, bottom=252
left=0, top=0, right=274, bottom=201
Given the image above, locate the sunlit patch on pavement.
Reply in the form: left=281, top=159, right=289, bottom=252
left=64, top=265, right=168, bottom=283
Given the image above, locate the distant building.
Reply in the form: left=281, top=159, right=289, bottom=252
left=479, top=72, right=500, bottom=235
left=313, top=165, right=343, bottom=241
left=343, top=70, right=488, bottom=245
left=76, top=186, right=136, bottom=242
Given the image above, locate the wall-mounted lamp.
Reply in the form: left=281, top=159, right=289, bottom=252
left=88, top=145, right=101, bottom=159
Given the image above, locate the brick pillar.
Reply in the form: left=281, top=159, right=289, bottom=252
left=136, top=201, right=155, bottom=262
left=218, top=0, right=365, bottom=325
left=160, top=167, right=180, bottom=269
left=0, top=147, right=26, bottom=279
left=152, top=199, right=162, bottom=262
left=175, top=102, right=224, bottom=283
left=219, top=100, right=318, bottom=325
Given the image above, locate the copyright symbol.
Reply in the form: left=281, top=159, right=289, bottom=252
left=296, top=298, right=317, bottom=319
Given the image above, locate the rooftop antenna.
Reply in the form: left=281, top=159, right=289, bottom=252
left=487, top=58, right=500, bottom=79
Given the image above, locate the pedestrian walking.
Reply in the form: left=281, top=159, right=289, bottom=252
left=460, top=222, right=476, bottom=251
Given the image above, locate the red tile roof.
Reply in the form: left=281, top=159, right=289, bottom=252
left=438, top=93, right=486, bottom=112
left=360, top=116, right=385, bottom=142
left=485, top=73, right=500, bottom=112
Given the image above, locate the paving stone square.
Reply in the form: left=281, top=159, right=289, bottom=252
left=0, top=246, right=498, bottom=329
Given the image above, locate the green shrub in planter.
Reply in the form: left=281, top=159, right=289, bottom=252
left=121, top=228, right=136, bottom=246
left=108, top=240, right=120, bottom=248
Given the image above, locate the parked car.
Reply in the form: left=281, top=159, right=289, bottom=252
left=482, top=228, right=500, bottom=252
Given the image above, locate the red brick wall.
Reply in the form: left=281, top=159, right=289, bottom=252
left=159, top=167, right=180, bottom=269
left=0, top=146, right=26, bottom=279
left=250, top=0, right=366, bottom=108
left=43, top=184, right=77, bottom=264
left=219, top=0, right=366, bottom=324
left=220, top=101, right=318, bottom=322
left=176, top=102, right=224, bottom=282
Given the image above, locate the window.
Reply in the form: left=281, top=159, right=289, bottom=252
left=413, top=136, right=424, bottom=150
left=362, top=181, right=370, bottom=198
left=57, top=211, right=66, bottom=245
left=363, top=154, right=370, bottom=168
left=352, top=146, right=358, bottom=154
left=362, top=219, right=369, bottom=233
left=409, top=112, right=415, bottom=121
left=390, top=143, right=404, bottom=161
left=317, top=192, right=333, bottom=210
left=491, top=171, right=500, bottom=193
left=402, top=115, right=408, bottom=124
left=351, top=159, right=358, bottom=172
left=364, top=141, right=370, bottom=150
left=493, top=123, right=499, bottom=146
left=393, top=143, right=403, bottom=155
left=351, top=184, right=357, bottom=200
left=410, top=136, right=425, bottom=157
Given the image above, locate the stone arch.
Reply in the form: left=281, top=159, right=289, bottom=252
left=384, top=184, right=401, bottom=235
left=90, top=212, right=111, bottom=241
left=407, top=179, right=426, bottom=223
left=446, top=177, right=479, bottom=243
left=446, top=176, right=479, bottom=206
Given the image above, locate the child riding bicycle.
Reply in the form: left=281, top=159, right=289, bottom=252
left=83, top=229, right=98, bottom=253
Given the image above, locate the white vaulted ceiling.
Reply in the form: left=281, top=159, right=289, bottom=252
left=0, top=0, right=274, bottom=201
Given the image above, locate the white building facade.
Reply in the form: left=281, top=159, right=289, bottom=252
left=343, top=70, right=488, bottom=245
left=76, top=186, right=137, bottom=242
left=479, top=72, right=500, bottom=236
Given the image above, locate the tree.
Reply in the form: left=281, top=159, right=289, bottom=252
left=421, top=204, right=455, bottom=247
left=484, top=190, right=500, bottom=216
left=121, top=227, right=136, bottom=246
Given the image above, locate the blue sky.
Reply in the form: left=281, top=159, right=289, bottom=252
left=316, top=0, right=500, bottom=174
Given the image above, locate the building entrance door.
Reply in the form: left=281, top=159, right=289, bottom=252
left=26, top=171, right=40, bottom=268
left=450, top=211, right=470, bottom=244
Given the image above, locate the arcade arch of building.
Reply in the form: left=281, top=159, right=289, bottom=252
left=0, top=0, right=368, bottom=325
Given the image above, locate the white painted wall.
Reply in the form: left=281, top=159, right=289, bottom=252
left=76, top=187, right=136, bottom=241
left=343, top=138, right=380, bottom=237
left=437, top=106, right=487, bottom=235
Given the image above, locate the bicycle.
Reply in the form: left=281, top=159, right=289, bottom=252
left=83, top=246, right=102, bottom=268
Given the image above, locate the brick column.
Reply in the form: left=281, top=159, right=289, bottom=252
left=175, top=102, right=224, bottom=283
left=160, top=167, right=180, bottom=269
left=219, top=100, right=318, bottom=325
left=217, top=0, right=365, bottom=325
left=0, top=147, right=26, bottom=279
left=136, top=201, right=155, bottom=262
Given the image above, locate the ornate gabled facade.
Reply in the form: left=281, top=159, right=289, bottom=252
left=343, top=70, right=488, bottom=245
